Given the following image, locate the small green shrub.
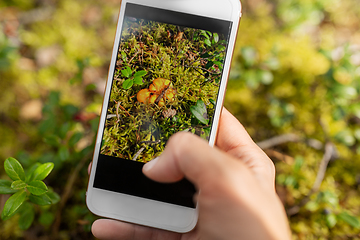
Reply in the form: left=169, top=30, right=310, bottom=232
left=0, top=157, right=59, bottom=230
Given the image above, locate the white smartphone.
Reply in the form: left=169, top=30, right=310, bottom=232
left=87, top=0, right=241, bottom=233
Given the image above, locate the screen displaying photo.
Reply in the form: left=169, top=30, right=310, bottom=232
left=101, top=13, right=230, bottom=162
left=93, top=3, right=232, bottom=208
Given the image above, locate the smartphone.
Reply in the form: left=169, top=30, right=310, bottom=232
left=87, top=0, right=241, bottom=233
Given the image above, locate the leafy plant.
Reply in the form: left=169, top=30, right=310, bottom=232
left=190, top=100, right=209, bottom=125
left=0, top=32, right=18, bottom=71
left=0, top=157, right=59, bottom=230
left=337, top=211, right=360, bottom=229
left=121, top=66, right=147, bottom=89
left=200, top=30, right=218, bottom=47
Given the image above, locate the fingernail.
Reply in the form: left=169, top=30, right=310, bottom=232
left=143, top=157, right=159, bottom=172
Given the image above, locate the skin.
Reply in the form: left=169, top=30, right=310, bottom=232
left=91, top=108, right=292, bottom=240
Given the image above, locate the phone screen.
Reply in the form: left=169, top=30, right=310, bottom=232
left=94, top=3, right=232, bottom=208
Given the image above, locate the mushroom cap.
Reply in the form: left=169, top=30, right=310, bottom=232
left=164, top=88, right=176, bottom=101
left=158, top=98, right=165, bottom=107
left=148, top=94, right=159, bottom=104
left=137, top=89, right=151, bottom=103
left=149, top=78, right=170, bottom=94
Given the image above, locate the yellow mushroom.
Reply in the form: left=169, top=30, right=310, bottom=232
left=149, top=78, right=170, bottom=94
left=164, top=88, right=176, bottom=101
left=137, top=89, right=151, bottom=103
left=148, top=94, right=159, bottom=104
left=158, top=98, right=165, bottom=107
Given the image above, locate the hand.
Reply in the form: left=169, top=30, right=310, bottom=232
left=91, top=108, right=291, bottom=240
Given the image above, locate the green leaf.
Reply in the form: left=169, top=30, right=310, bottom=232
left=44, top=135, right=60, bottom=147
left=121, top=51, right=127, bottom=62
left=293, top=156, right=304, bottom=172
left=47, top=191, right=60, bottom=204
left=58, top=146, right=70, bottom=162
left=190, top=100, right=209, bottom=125
left=335, top=130, right=355, bottom=147
left=121, top=66, right=132, bottom=78
left=31, top=163, right=54, bottom=181
left=284, top=175, right=297, bottom=187
left=0, top=179, right=17, bottom=194
left=133, top=76, right=143, bottom=85
left=39, top=211, right=55, bottom=227
left=318, top=191, right=338, bottom=206
left=26, top=163, right=41, bottom=182
left=201, top=52, right=211, bottom=58
left=1, top=190, right=27, bottom=220
left=27, top=181, right=48, bottom=196
left=204, top=38, right=211, bottom=47
left=304, top=201, right=319, bottom=212
left=18, top=203, right=35, bottom=230
left=263, top=57, right=280, bottom=70
left=29, top=194, right=52, bottom=206
left=4, top=157, right=26, bottom=181
left=242, top=47, right=257, bottom=66
left=201, top=31, right=210, bottom=39
left=63, top=104, right=79, bottom=120
left=133, top=70, right=147, bottom=77
left=11, top=180, right=27, bottom=190
left=244, top=69, right=260, bottom=89
left=259, top=70, right=274, bottom=85
left=68, top=132, right=83, bottom=147
left=326, top=214, right=337, bottom=228
left=338, top=212, right=360, bottom=228
left=202, top=127, right=211, bottom=140
left=39, top=118, right=56, bottom=135
left=48, top=91, right=60, bottom=107
left=122, top=79, right=133, bottom=89
left=216, top=44, right=226, bottom=51
left=86, top=83, right=97, bottom=91
left=205, top=61, right=214, bottom=69
left=213, top=61, right=223, bottom=70
left=213, top=33, right=219, bottom=43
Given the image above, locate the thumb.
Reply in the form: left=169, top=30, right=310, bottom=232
left=142, top=132, right=241, bottom=188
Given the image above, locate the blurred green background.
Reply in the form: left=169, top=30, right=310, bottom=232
left=0, top=0, right=359, bottom=239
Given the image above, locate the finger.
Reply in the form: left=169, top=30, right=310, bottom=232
left=92, top=219, right=182, bottom=240
left=217, top=108, right=276, bottom=189
left=216, top=107, right=255, bottom=153
left=143, top=132, right=241, bottom=188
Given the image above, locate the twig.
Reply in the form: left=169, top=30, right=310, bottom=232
left=256, top=134, right=300, bottom=150
left=264, top=149, right=294, bottom=164
left=155, top=86, right=169, bottom=104
left=200, top=78, right=214, bottom=87
left=132, top=147, right=145, bottom=161
left=52, top=154, right=90, bottom=236
left=311, top=142, right=334, bottom=192
left=140, top=140, right=161, bottom=145
left=256, top=133, right=323, bottom=150
left=286, top=142, right=334, bottom=216
left=115, top=101, right=123, bottom=123
left=106, top=114, right=117, bottom=119
left=18, top=7, right=54, bottom=24
left=128, top=50, right=139, bottom=63
left=132, top=140, right=161, bottom=161
left=172, top=50, right=181, bottom=66
left=114, top=101, right=131, bottom=118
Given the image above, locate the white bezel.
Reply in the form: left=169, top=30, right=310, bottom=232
left=87, top=0, right=241, bottom=233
